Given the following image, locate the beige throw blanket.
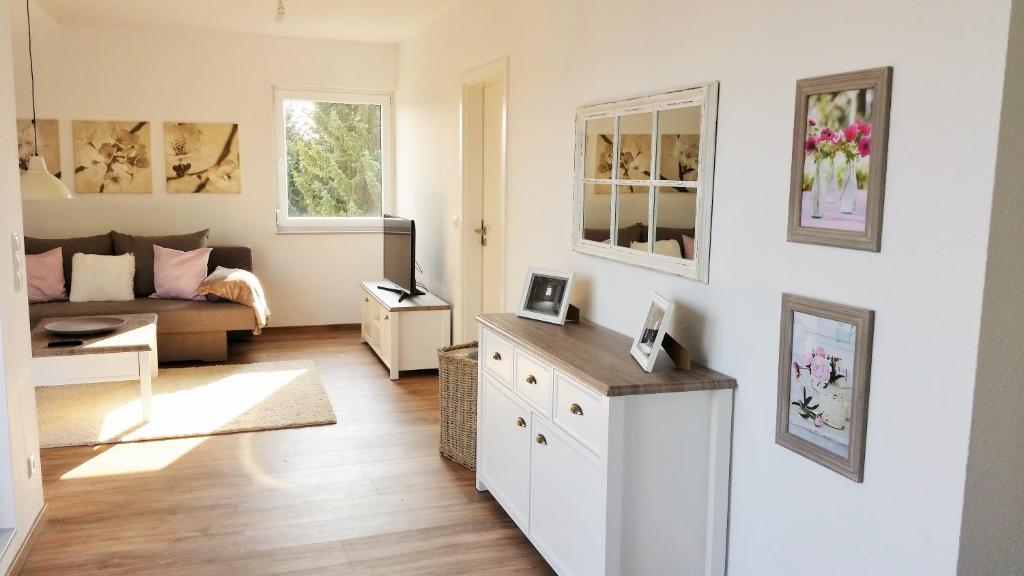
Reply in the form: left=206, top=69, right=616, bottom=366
left=198, top=266, right=271, bottom=334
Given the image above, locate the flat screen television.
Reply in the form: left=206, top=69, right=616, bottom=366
left=381, top=215, right=421, bottom=301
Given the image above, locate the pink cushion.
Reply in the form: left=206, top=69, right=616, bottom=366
left=152, top=244, right=212, bottom=300
left=26, top=247, right=67, bottom=303
left=681, top=235, right=695, bottom=260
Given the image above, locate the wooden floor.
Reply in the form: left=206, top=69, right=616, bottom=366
left=21, top=326, right=554, bottom=575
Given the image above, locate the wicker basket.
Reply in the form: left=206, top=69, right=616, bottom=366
left=437, top=341, right=479, bottom=471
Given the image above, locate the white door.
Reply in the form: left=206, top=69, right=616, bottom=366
left=460, top=59, right=507, bottom=342
left=529, top=419, right=605, bottom=576
left=479, top=375, right=531, bottom=533
left=480, top=79, right=504, bottom=314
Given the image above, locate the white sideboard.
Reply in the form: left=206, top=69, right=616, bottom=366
left=476, top=313, right=736, bottom=576
left=360, top=281, right=451, bottom=380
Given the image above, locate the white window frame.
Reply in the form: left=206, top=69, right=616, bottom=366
left=273, top=86, right=394, bottom=234
left=572, top=82, right=719, bottom=283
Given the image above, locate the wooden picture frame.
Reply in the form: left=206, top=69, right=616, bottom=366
left=630, top=292, right=673, bottom=372
left=516, top=268, right=576, bottom=325
left=776, top=294, right=874, bottom=482
left=787, top=67, right=892, bottom=252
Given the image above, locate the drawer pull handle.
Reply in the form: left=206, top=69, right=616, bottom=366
left=569, top=403, right=584, bottom=416
left=516, top=417, right=526, bottom=428
left=536, top=434, right=547, bottom=445
left=364, top=297, right=369, bottom=302
left=526, top=375, right=537, bottom=385
left=384, top=314, right=390, bottom=320
left=492, top=352, right=502, bottom=361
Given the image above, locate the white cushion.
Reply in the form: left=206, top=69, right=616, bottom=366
left=630, top=238, right=683, bottom=259
left=69, top=253, right=136, bottom=302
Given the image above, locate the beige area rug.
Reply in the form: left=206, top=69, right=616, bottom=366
left=36, top=360, right=336, bottom=448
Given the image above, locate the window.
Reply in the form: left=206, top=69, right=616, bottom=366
left=274, top=87, right=393, bottom=233
left=573, top=83, right=719, bottom=282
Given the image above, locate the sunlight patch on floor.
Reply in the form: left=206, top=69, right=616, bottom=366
left=60, top=437, right=207, bottom=479
left=96, top=368, right=304, bottom=442
left=60, top=368, right=309, bottom=479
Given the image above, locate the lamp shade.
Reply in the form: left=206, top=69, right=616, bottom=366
left=21, top=155, right=72, bottom=199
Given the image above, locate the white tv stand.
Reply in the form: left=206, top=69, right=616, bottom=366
left=360, top=281, right=451, bottom=380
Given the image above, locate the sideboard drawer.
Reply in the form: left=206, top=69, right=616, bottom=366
left=553, top=372, right=606, bottom=456
left=482, top=328, right=515, bottom=387
left=514, top=349, right=553, bottom=417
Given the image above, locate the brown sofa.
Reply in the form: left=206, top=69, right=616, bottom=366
left=27, top=232, right=256, bottom=362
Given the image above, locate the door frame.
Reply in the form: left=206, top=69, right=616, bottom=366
left=457, top=56, right=509, bottom=343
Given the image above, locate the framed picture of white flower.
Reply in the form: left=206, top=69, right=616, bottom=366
left=776, top=294, right=874, bottom=482
left=73, top=120, right=152, bottom=194
left=17, top=119, right=60, bottom=177
left=787, top=67, right=892, bottom=251
left=165, top=122, right=241, bottom=193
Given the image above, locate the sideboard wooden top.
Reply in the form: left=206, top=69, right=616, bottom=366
left=478, top=313, right=736, bottom=397
left=361, top=281, right=450, bottom=312
left=32, top=313, right=157, bottom=358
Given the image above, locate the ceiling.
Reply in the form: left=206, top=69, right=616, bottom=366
left=34, top=0, right=462, bottom=43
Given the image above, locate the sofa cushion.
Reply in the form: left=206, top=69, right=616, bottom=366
left=652, top=226, right=696, bottom=242
left=208, top=246, right=253, bottom=273
left=113, top=229, right=209, bottom=296
left=25, top=232, right=113, bottom=291
left=153, top=245, right=212, bottom=300
left=29, top=298, right=255, bottom=334
left=69, top=253, right=136, bottom=302
left=26, top=247, right=67, bottom=303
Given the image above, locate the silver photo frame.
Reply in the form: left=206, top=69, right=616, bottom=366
left=630, top=292, right=674, bottom=372
left=516, top=268, right=575, bottom=325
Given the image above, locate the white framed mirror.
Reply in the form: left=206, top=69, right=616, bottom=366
left=572, top=82, right=719, bottom=282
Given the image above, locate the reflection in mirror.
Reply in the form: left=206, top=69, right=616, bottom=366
left=617, top=184, right=651, bottom=251
left=582, top=183, right=613, bottom=244
left=657, top=106, right=702, bottom=182
left=617, top=112, right=653, bottom=180
left=654, top=186, right=698, bottom=260
left=584, top=116, right=616, bottom=180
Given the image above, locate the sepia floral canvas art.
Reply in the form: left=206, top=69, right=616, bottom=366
left=17, top=119, right=61, bottom=177
left=165, top=122, right=241, bottom=194
left=73, top=120, right=152, bottom=193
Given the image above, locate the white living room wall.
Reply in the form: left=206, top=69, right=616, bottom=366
left=395, top=1, right=1013, bottom=574
left=0, top=0, right=46, bottom=570
left=10, top=0, right=396, bottom=326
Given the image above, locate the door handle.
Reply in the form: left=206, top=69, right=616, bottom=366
left=473, top=219, right=488, bottom=246
left=536, top=434, right=547, bottom=445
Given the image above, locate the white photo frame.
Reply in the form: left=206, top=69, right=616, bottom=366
left=630, top=292, right=674, bottom=372
left=516, top=268, right=576, bottom=325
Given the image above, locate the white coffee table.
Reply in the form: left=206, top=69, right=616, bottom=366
left=31, top=313, right=159, bottom=421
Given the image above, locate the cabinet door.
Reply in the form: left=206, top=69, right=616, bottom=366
left=479, top=375, right=532, bottom=533
left=530, top=419, right=605, bottom=576
left=380, top=309, right=393, bottom=367
left=360, top=294, right=373, bottom=343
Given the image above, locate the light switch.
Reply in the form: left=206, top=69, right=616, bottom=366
left=12, top=233, right=24, bottom=292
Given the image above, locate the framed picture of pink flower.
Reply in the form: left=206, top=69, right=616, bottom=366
left=787, top=67, right=892, bottom=251
left=776, top=294, right=874, bottom=482
left=165, top=122, right=241, bottom=193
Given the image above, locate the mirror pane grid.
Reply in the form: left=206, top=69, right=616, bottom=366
left=584, top=116, right=616, bottom=180
left=653, top=185, right=698, bottom=260
left=656, top=105, right=702, bottom=183
left=617, top=112, right=654, bottom=181
left=582, top=183, right=614, bottom=244
left=616, top=182, right=650, bottom=251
